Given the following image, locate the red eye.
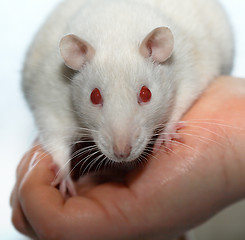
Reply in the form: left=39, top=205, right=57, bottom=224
left=90, top=88, right=103, bottom=105
left=138, top=86, right=151, bottom=104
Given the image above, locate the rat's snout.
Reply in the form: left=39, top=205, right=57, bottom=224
left=111, top=130, right=133, bottom=161
left=113, top=142, right=132, bottom=160
left=105, top=113, right=141, bottom=161
left=97, top=123, right=145, bottom=162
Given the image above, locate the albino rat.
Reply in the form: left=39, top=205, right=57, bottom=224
left=22, top=0, right=234, bottom=196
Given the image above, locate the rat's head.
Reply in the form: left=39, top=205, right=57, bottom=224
left=60, top=27, right=174, bottom=163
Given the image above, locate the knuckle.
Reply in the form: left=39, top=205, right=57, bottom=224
left=11, top=210, right=27, bottom=235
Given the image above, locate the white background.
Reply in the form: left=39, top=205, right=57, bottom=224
left=0, top=0, right=244, bottom=239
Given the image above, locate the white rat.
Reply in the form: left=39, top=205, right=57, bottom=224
left=22, top=0, right=234, bottom=196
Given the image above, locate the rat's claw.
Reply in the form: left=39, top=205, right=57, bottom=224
left=59, top=175, right=77, bottom=198
left=50, top=163, right=77, bottom=198
left=153, top=122, right=185, bottom=153
left=153, top=134, right=165, bottom=154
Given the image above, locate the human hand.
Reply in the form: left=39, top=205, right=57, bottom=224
left=11, top=76, right=245, bottom=240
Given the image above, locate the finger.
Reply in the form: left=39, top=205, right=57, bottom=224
left=11, top=190, right=36, bottom=239
left=18, top=151, right=66, bottom=238
left=15, top=139, right=42, bottom=183
left=11, top=141, right=44, bottom=209
left=10, top=143, right=44, bottom=238
left=11, top=150, right=34, bottom=209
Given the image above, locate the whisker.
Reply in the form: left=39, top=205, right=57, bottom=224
left=177, top=132, right=225, bottom=147
left=87, top=155, right=104, bottom=174
left=80, top=151, right=101, bottom=175
left=94, top=156, right=107, bottom=173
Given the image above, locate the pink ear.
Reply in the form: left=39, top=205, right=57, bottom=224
left=60, top=34, right=95, bottom=70
left=140, top=27, right=174, bottom=63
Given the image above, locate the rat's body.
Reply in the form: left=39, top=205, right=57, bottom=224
left=22, top=0, right=233, bottom=194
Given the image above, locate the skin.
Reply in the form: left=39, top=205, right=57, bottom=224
left=10, top=76, right=245, bottom=240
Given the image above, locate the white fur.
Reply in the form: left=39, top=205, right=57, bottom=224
left=22, top=0, right=234, bottom=176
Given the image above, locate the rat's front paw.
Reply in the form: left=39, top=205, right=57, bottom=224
left=50, top=163, right=77, bottom=198
left=153, top=122, right=185, bottom=153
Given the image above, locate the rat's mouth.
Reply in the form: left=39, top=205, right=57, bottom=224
left=70, top=137, right=155, bottom=181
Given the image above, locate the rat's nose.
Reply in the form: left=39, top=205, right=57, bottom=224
left=113, top=143, right=132, bottom=159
